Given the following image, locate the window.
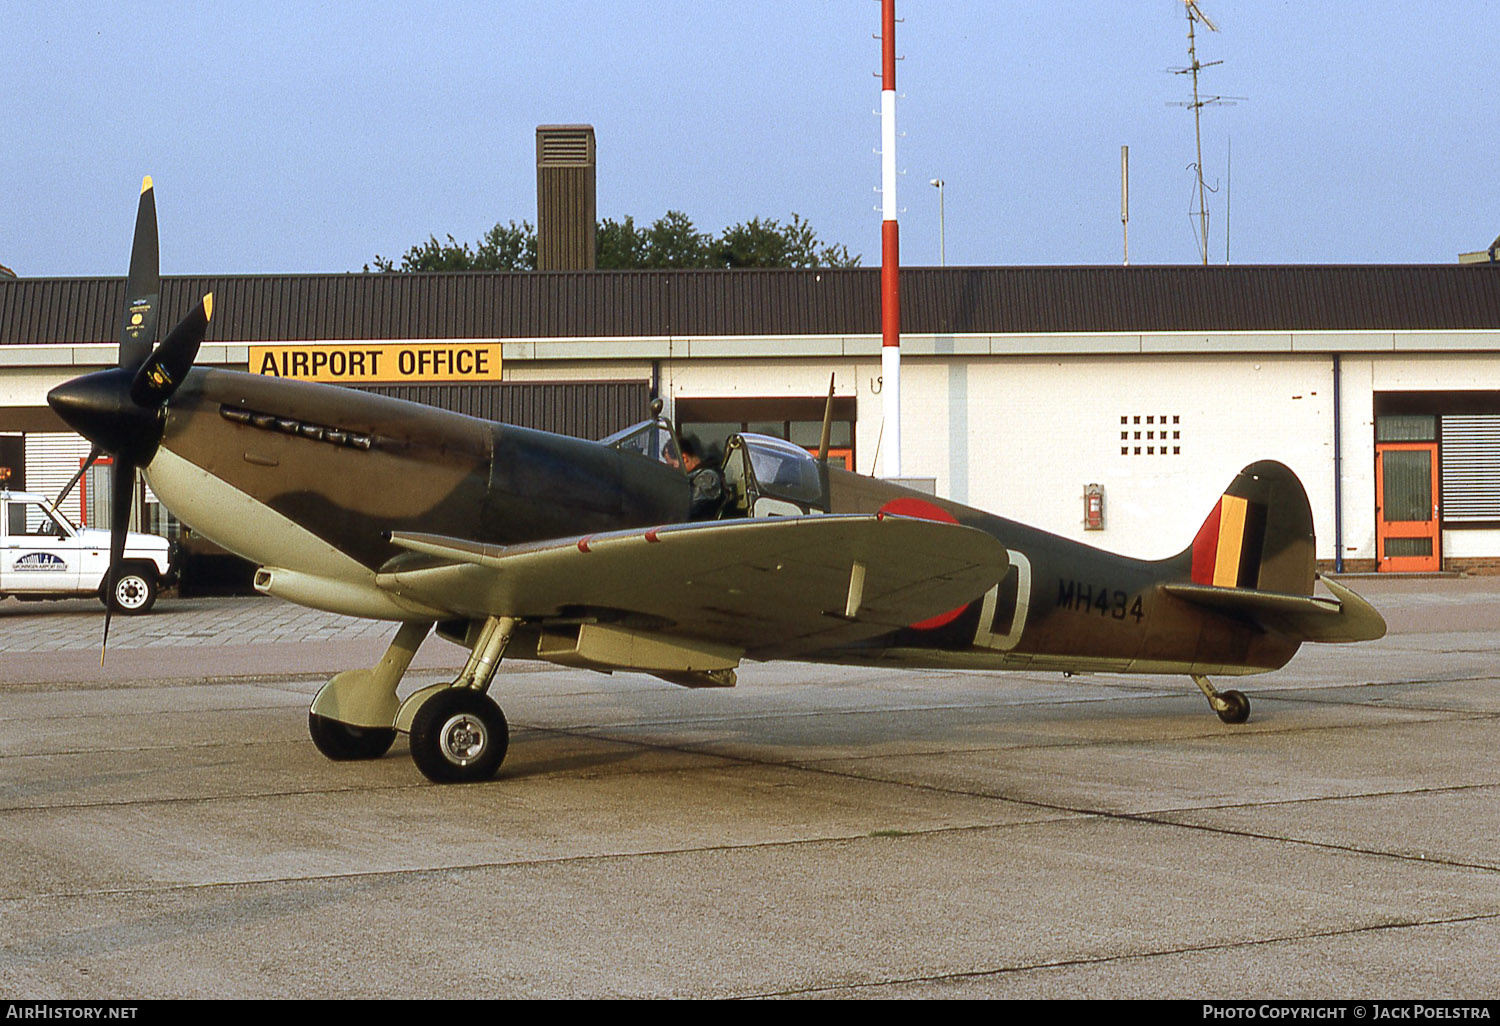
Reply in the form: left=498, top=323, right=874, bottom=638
left=1377, top=415, right=1437, bottom=443
left=7, top=502, right=69, bottom=538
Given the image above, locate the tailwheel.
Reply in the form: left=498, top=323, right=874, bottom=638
left=409, top=688, right=509, bottom=784
left=1192, top=674, right=1252, bottom=725
left=1214, top=689, right=1251, bottom=725
left=308, top=713, right=397, bottom=761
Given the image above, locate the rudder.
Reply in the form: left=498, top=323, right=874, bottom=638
left=1186, top=460, right=1315, bottom=596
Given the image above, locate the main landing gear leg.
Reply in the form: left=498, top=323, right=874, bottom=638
left=309, top=621, right=433, bottom=760
left=397, top=615, right=518, bottom=784
left=1192, top=673, right=1251, bottom=725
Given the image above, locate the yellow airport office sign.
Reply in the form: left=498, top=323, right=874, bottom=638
left=250, top=341, right=502, bottom=383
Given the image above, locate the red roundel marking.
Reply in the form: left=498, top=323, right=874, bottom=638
left=577, top=536, right=593, bottom=553
left=876, top=498, right=967, bottom=630
left=645, top=528, right=661, bottom=543
left=878, top=497, right=958, bottom=525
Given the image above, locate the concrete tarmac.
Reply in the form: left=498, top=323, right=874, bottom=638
left=0, top=577, right=1498, bottom=999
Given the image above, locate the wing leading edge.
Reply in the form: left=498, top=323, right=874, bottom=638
left=378, top=514, right=1009, bottom=661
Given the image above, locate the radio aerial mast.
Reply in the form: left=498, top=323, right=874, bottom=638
left=1172, top=1, right=1234, bottom=265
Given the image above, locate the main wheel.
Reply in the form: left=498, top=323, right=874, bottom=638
left=103, top=568, right=158, bottom=615
left=308, top=712, right=397, bottom=761
left=409, top=689, right=509, bottom=784
left=1215, top=689, right=1251, bottom=725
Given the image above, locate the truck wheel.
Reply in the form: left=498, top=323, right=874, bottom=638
left=103, top=569, right=158, bottom=615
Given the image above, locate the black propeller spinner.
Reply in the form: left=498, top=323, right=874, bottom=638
left=45, top=177, right=212, bottom=657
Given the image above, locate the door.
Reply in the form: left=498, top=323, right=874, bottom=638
left=1, top=498, right=83, bottom=592
left=1376, top=443, right=1440, bottom=572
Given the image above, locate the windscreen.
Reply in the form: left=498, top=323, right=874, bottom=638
left=602, top=419, right=683, bottom=469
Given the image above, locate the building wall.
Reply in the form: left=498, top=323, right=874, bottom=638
left=523, top=350, right=1349, bottom=561
left=846, top=353, right=1342, bottom=560
left=12, top=331, right=1500, bottom=571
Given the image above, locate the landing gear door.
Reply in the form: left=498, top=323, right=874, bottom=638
left=722, top=433, right=830, bottom=517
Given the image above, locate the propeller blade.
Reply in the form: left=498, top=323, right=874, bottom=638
left=130, top=293, right=212, bottom=407
left=100, top=455, right=138, bottom=663
left=53, top=446, right=102, bottom=509
left=119, top=177, right=161, bottom=371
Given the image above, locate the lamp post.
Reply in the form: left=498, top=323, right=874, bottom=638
left=929, top=178, right=946, bottom=266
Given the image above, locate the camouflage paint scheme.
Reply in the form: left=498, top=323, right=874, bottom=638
left=48, top=178, right=1383, bottom=782
left=144, top=366, right=1374, bottom=681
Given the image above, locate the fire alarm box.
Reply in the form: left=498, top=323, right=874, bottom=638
left=1083, top=484, right=1104, bottom=531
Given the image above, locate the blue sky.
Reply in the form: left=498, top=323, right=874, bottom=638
left=4, top=1, right=1496, bottom=276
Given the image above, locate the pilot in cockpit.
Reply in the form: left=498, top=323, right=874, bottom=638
left=681, top=437, right=725, bottom=519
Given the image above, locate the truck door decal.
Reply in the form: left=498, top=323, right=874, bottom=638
left=14, top=553, right=69, bottom=571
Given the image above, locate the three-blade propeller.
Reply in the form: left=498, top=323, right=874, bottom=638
left=45, top=177, right=211, bottom=659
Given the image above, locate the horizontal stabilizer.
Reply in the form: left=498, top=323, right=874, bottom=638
left=1162, top=575, right=1386, bottom=643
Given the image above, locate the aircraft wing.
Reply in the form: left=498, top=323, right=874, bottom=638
left=378, top=514, right=1008, bottom=661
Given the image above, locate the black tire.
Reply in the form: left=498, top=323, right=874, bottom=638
left=1216, top=690, right=1251, bottom=725
left=409, top=689, right=509, bottom=784
left=102, top=567, right=158, bottom=615
left=308, top=712, right=397, bottom=761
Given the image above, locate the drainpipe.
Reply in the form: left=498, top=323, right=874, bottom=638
left=1333, top=353, right=1344, bottom=574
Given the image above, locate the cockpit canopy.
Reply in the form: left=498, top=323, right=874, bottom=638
left=723, top=433, right=829, bottom=516
left=604, top=417, right=829, bottom=519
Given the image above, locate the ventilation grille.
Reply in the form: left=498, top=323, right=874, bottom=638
left=537, top=128, right=594, bottom=167
left=1119, top=413, right=1181, bottom=457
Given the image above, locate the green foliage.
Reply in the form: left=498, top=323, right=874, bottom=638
left=717, top=213, right=859, bottom=269
left=595, top=215, right=647, bottom=269
left=645, top=210, right=714, bottom=268
left=369, top=212, right=860, bottom=272
left=365, top=221, right=536, bottom=272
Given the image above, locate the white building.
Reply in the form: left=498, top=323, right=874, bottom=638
left=3, top=265, right=1499, bottom=574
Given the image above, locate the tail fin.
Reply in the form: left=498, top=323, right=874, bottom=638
left=1187, top=460, right=1314, bottom=596
left=1166, top=461, right=1386, bottom=643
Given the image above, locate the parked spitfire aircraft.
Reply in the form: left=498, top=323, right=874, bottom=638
left=46, top=180, right=1386, bottom=783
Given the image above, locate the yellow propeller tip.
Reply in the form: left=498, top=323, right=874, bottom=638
left=141, top=175, right=153, bottom=194
left=203, top=293, right=214, bottom=321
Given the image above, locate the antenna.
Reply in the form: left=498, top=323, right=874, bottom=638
left=1121, top=145, right=1130, bottom=266
left=1169, top=1, right=1241, bottom=265
left=1225, top=136, right=1232, bottom=263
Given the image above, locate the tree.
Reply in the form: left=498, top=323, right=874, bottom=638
left=368, top=212, right=860, bottom=271
left=366, top=220, right=536, bottom=272
left=596, top=216, right=647, bottom=269
left=716, top=213, right=859, bottom=269
left=645, top=211, right=714, bottom=268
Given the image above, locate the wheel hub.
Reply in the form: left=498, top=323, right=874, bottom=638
left=115, top=577, right=146, bottom=608
left=439, top=714, right=488, bottom=766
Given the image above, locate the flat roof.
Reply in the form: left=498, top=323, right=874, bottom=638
left=4, top=265, right=1500, bottom=345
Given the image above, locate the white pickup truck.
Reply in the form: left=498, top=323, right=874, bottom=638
left=0, top=490, right=176, bottom=614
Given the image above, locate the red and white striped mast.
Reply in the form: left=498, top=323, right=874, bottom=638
left=878, top=0, right=902, bottom=478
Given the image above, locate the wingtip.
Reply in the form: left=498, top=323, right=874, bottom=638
left=141, top=175, right=153, bottom=194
